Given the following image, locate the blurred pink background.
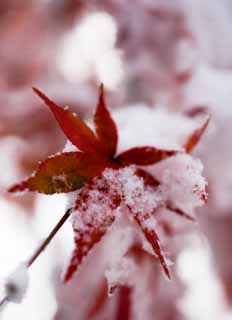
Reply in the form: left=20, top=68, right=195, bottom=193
left=1, top=1, right=232, bottom=319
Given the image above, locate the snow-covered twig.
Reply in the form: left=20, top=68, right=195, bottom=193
left=0, top=208, right=72, bottom=308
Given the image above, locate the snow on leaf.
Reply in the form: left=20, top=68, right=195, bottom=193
left=153, top=154, right=207, bottom=214
left=64, top=172, right=121, bottom=282
left=117, top=166, right=162, bottom=213
left=64, top=222, right=110, bottom=282
left=9, top=152, right=105, bottom=194
left=33, top=87, right=102, bottom=156
left=106, top=257, right=136, bottom=296
left=5, top=263, right=29, bottom=304
left=116, top=166, right=170, bottom=277
left=64, top=166, right=164, bottom=282
left=116, top=147, right=179, bottom=166
left=135, top=168, right=160, bottom=188
left=105, top=227, right=136, bottom=294
left=7, top=85, right=209, bottom=287
left=131, top=211, right=170, bottom=279
left=94, top=84, right=118, bottom=157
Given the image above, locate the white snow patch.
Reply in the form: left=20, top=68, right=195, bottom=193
left=5, top=263, right=29, bottom=304
left=153, top=154, right=207, bottom=214
left=57, top=12, right=123, bottom=90
left=177, top=236, right=230, bottom=320
left=62, top=140, right=78, bottom=153
left=105, top=227, right=135, bottom=294
left=113, top=106, right=199, bottom=153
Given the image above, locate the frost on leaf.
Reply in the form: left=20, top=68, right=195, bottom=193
left=7, top=85, right=209, bottom=285
left=132, top=213, right=170, bottom=278
left=153, top=154, right=207, bottom=215
left=63, top=171, right=122, bottom=282
left=105, top=228, right=136, bottom=294
left=119, top=168, right=170, bottom=278
left=64, top=167, right=171, bottom=282
left=9, top=85, right=180, bottom=197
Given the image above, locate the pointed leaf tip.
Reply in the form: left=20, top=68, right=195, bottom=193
left=8, top=180, right=29, bottom=193
left=33, top=87, right=103, bottom=156
left=94, top=84, right=118, bottom=157
left=143, top=228, right=171, bottom=279
left=32, top=87, right=51, bottom=103
left=184, top=113, right=211, bottom=153
left=131, top=211, right=170, bottom=279
left=99, top=82, right=104, bottom=93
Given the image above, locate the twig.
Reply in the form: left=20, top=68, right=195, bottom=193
left=0, top=208, right=72, bottom=307
left=0, top=296, right=7, bottom=308
left=27, top=208, right=72, bottom=267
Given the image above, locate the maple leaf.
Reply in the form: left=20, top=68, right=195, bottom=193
left=9, top=84, right=209, bottom=281
left=9, top=84, right=179, bottom=194
left=8, top=152, right=106, bottom=194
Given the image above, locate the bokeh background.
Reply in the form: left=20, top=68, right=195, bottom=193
left=1, top=1, right=232, bottom=319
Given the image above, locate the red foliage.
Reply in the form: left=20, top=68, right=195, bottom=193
left=9, top=85, right=209, bottom=282
left=9, top=85, right=179, bottom=195
left=94, top=84, right=118, bottom=158
left=116, top=286, right=132, bottom=320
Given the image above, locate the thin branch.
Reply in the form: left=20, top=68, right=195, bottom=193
left=0, top=208, right=72, bottom=307
left=0, top=296, right=7, bottom=308
left=27, top=208, right=72, bottom=267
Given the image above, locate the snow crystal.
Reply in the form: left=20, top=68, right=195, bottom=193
left=103, top=166, right=162, bottom=216
left=106, top=257, right=136, bottom=296
left=153, top=154, right=207, bottom=214
left=62, top=140, right=78, bottom=153
left=71, top=171, right=121, bottom=234
left=68, top=166, right=164, bottom=277
left=4, top=263, right=29, bottom=304
left=68, top=154, right=207, bottom=281
left=105, top=227, right=136, bottom=294
left=66, top=191, right=78, bottom=210
left=71, top=165, right=172, bottom=245
left=142, top=217, right=158, bottom=231
left=123, top=176, right=162, bottom=216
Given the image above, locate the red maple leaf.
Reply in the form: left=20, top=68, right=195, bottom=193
left=9, top=84, right=209, bottom=282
